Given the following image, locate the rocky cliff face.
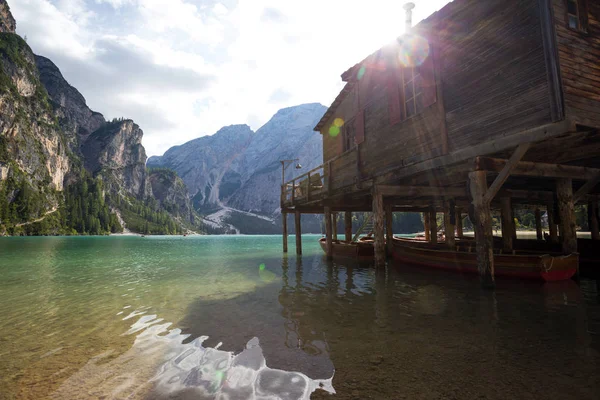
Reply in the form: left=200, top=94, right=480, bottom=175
left=35, top=55, right=105, bottom=152
left=0, top=0, right=15, bottom=34
left=0, top=32, right=70, bottom=204
left=148, top=124, right=254, bottom=211
left=82, top=119, right=152, bottom=200
left=148, top=168, right=196, bottom=225
left=228, top=103, right=325, bottom=214
left=149, top=103, right=326, bottom=231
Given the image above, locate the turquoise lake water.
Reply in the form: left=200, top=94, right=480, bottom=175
left=0, top=235, right=599, bottom=399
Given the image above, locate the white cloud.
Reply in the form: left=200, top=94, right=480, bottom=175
left=9, top=0, right=451, bottom=156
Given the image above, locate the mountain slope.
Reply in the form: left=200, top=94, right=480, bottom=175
left=149, top=103, right=326, bottom=233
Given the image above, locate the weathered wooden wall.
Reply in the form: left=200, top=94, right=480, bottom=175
left=553, top=0, right=600, bottom=128
left=441, top=0, right=553, bottom=150
left=319, top=0, right=566, bottom=195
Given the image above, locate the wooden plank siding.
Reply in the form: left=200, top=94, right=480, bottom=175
left=318, top=0, right=567, bottom=196
left=442, top=0, right=553, bottom=150
left=553, top=0, right=600, bottom=127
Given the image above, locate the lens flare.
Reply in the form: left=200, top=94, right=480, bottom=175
left=398, top=35, right=430, bottom=68
left=258, top=263, right=276, bottom=282
left=357, top=65, right=366, bottom=80
left=333, top=118, right=344, bottom=128
left=259, top=263, right=266, bottom=271
left=328, top=125, right=340, bottom=137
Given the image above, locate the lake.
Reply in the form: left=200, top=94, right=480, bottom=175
left=0, top=235, right=599, bottom=399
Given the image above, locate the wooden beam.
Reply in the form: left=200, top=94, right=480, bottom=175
left=469, top=171, right=495, bottom=288
left=547, top=202, right=558, bottom=244
left=324, top=207, right=332, bottom=259
left=556, top=179, right=577, bottom=256
left=500, top=197, right=514, bottom=253
left=294, top=211, right=302, bottom=255
left=455, top=207, right=464, bottom=238
left=588, top=200, right=600, bottom=241
left=574, top=173, right=600, bottom=203
left=428, top=207, right=437, bottom=245
left=372, top=189, right=386, bottom=266
left=423, top=211, right=431, bottom=242
left=282, top=212, right=288, bottom=253
left=332, top=212, right=338, bottom=239
left=535, top=208, right=543, bottom=241
left=375, top=120, right=572, bottom=184
left=377, top=185, right=467, bottom=198
left=475, top=157, right=600, bottom=180
left=483, top=143, right=531, bottom=204
left=444, top=200, right=456, bottom=249
left=344, top=211, right=353, bottom=242
left=385, top=204, right=394, bottom=255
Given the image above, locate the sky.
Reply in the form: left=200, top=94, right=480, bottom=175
left=9, top=0, right=451, bottom=156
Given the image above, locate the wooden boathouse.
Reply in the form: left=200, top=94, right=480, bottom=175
left=280, top=0, right=600, bottom=286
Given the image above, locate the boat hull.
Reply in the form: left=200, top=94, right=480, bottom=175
left=318, top=238, right=374, bottom=259
left=392, top=238, right=578, bottom=282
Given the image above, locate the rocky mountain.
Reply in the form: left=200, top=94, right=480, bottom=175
left=0, top=3, right=200, bottom=235
left=0, top=0, right=14, bottom=34
left=148, top=168, right=196, bottom=226
left=148, top=103, right=327, bottom=233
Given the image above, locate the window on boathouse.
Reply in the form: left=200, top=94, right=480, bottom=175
left=566, top=0, right=589, bottom=33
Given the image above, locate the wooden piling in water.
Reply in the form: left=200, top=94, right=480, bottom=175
left=423, top=211, right=431, bottom=242
left=372, top=189, right=386, bottom=266
left=500, top=197, right=514, bottom=252
left=547, top=201, right=559, bottom=244
left=428, top=207, right=437, bottom=244
left=294, top=210, right=302, bottom=255
left=332, top=212, right=338, bottom=240
left=344, top=211, right=352, bottom=242
left=557, top=178, right=577, bottom=255
left=444, top=201, right=455, bottom=248
left=282, top=212, right=288, bottom=253
left=588, top=200, right=600, bottom=240
left=456, top=207, right=464, bottom=238
left=385, top=203, right=393, bottom=254
left=469, top=171, right=495, bottom=288
left=535, top=208, right=543, bottom=240
left=324, top=207, right=333, bottom=259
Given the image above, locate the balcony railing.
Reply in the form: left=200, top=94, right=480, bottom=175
left=281, top=165, right=325, bottom=207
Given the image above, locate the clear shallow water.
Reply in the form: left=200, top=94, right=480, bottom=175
left=0, top=235, right=598, bottom=399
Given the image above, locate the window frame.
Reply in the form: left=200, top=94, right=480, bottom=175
left=565, top=0, right=589, bottom=34
left=342, top=117, right=356, bottom=153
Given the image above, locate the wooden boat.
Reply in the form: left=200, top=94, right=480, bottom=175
left=391, top=237, right=578, bottom=282
left=318, top=237, right=374, bottom=259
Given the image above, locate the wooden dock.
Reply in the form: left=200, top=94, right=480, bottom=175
left=281, top=0, right=600, bottom=287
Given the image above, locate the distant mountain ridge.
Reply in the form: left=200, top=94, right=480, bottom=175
left=148, top=103, right=327, bottom=232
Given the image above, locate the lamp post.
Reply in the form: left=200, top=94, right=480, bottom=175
left=280, top=159, right=302, bottom=188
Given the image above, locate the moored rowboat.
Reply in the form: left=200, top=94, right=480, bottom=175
left=391, top=237, right=578, bottom=282
left=318, top=238, right=374, bottom=259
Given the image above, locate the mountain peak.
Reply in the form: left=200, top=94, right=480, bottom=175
left=0, top=0, right=16, bottom=34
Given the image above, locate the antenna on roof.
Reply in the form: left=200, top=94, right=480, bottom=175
left=403, top=2, right=415, bottom=31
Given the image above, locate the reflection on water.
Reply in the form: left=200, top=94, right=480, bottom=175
left=52, top=308, right=334, bottom=399
left=0, top=236, right=599, bottom=399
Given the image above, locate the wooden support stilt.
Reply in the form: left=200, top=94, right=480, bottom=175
left=547, top=202, right=559, bottom=244
left=423, top=212, right=431, bottom=242
left=429, top=207, right=437, bottom=244
left=444, top=201, right=456, bottom=248
left=385, top=203, right=393, bottom=254
left=556, top=178, right=577, bottom=255
left=282, top=212, right=288, bottom=253
left=500, top=197, right=514, bottom=252
left=294, top=211, right=302, bottom=255
left=535, top=208, right=543, bottom=241
left=469, top=171, right=495, bottom=288
left=588, top=200, right=600, bottom=240
left=324, top=207, right=333, bottom=259
left=344, top=211, right=352, bottom=242
left=456, top=207, right=464, bottom=238
left=332, top=212, right=338, bottom=240
left=372, top=189, right=386, bottom=267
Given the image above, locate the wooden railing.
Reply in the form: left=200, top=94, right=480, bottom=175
left=281, top=165, right=325, bottom=206
left=280, top=146, right=360, bottom=208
